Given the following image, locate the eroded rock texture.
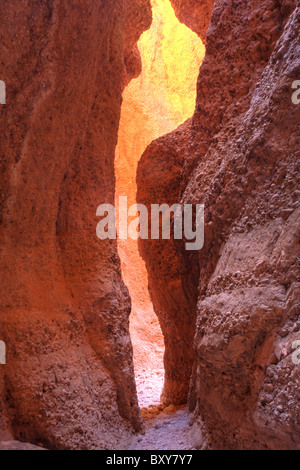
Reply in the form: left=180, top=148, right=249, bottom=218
left=0, top=0, right=151, bottom=449
left=170, top=0, right=214, bottom=42
left=138, top=0, right=300, bottom=449
left=137, top=121, right=200, bottom=405
left=116, top=0, right=204, bottom=404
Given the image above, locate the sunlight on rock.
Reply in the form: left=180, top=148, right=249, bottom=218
left=115, top=0, right=205, bottom=407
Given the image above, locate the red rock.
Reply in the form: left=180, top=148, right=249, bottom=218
left=0, top=0, right=151, bottom=450
left=137, top=0, right=300, bottom=450
left=170, top=0, right=214, bottom=42
left=0, top=0, right=299, bottom=452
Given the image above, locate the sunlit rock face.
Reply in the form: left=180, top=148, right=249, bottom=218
left=0, top=0, right=151, bottom=450
left=115, top=0, right=205, bottom=400
left=137, top=0, right=300, bottom=449
left=137, top=119, right=201, bottom=406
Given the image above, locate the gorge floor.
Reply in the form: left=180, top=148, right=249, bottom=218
left=132, top=367, right=199, bottom=450
left=130, top=406, right=197, bottom=451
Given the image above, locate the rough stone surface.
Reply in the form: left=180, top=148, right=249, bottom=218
left=0, top=0, right=151, bottom=450
left=130, top=405, right=196, bottom=450
left=116, top=0, right=204, bottom=407
left=170, top=0, right=214, bottom=42
left=137, top=121, right=199, bottom=405
left=0, top=0, right=299, bottom=452
left=0, top=440, right=46, bottom=451
left=137, top=0, right=300, bottom=449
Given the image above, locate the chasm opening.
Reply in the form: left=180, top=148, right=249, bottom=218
left=115, top=0, right=205, bottom=410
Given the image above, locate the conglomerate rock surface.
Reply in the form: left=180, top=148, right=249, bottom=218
left=137, top=120, right=200, bottom=405
left=170, top=0, right=214, bottom=42
left=0, top=0, right=151, bottom=450
left=116, top=0, right=205, bottom=406
left=0, top=0, right=299, bottom=452
left=137, top=0, right=300, bottom=449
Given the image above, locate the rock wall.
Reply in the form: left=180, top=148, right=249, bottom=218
left=170, top=0, right=214, bottom=42
left=0, top=0, right=151, bottom=449
left=137, top=0, right=300, bottom=449
left=137, top=121, right=200, bottom=405
left=116, top=0, right=205, bottom=401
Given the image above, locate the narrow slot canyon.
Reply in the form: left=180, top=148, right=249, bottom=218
left=115, top=0, right=205, bottom=412
left=0, top=0, right=299, bottom=453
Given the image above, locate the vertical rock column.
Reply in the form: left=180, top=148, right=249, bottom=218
left=138, top=0, right=300, bottom=449
left=0, top=0, right=151, bottom=449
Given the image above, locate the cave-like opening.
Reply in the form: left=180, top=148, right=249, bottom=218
left=115, top=0, right=205, bottom=410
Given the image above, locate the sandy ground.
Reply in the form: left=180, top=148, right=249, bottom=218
left=130, top=406, right=197, bottom=450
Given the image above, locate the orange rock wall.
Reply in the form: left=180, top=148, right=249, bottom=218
left=170, top=0, right=215, bottom=42
left=115, top=0, right=205, bottom=380
left=137, top=0, right=300, bottom=449
left=0, top=0, right=151, bottom=449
